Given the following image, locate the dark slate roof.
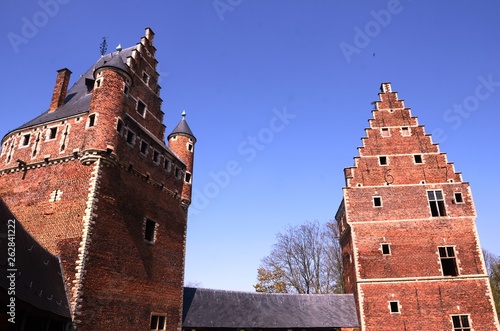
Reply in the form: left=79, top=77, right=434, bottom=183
left=0, top=198, right=71, bottom=318
left=169, top=113, right=196, bottom=140
left=182, top=287, right=359, bottom=329
left=11, top=46, right=135, bottom=134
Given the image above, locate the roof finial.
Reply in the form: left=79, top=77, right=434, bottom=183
left=116, top=44, right=122, bottom=52
left=182, top=110, right=186, bottom=117
left=99, top=36, right=108, bottom=56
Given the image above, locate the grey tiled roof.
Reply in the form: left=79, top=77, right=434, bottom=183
left=0, top=199, right=71, bottom=318
left=11, top=46, right=135, bottom=134
left=169, top=115, right=195, bottom=140
left=182, top=287, right=359, bottom=329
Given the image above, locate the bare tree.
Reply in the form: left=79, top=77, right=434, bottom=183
left=484, top=249, right=500, bottom=319
left=254, top=220, right=343, bottom=294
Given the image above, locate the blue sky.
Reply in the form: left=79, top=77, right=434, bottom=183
left=1, top=1, right=499, bottom=292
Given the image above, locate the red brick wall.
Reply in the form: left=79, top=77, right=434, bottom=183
left=340, top=83, right=499, bottom=330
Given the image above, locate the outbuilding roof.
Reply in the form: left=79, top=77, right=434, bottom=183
left=182, top=287, right=359, bottom=329
left=0, top=199, right=71, bottom=319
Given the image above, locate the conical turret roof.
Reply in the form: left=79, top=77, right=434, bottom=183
left=169, top=111, right=196, bottom=141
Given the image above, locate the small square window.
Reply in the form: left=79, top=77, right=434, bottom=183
left=137, top=100, right=146, bottom=117
left=48, top=127, right=57, bottom=140
left=373, top=196, right=382, bottom=207
left=144, top=219, right=156, bottom=243
left=454, top=192, right=464, bottom=204
left=150, top=314, right=166, bottom=330
left=389, top=301, right=400, bottom=313
left=21, top=134, right=30, bottom=146
left=140, top=141, right=149, bottom=155
left=414, top=154, right=423, bottom=164
left=401, top=127, right=410, bottom=136
left=381, top=128, right=390, bottom=137
left=379, top=156, right=388, bottom=166
left=382, top=243, right=391, bottom=255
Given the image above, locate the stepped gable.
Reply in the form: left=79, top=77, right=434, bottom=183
left=344, top=82, right=461, bottom=188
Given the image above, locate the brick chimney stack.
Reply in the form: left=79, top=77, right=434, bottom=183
left=49, top=68, right=72, bottom=112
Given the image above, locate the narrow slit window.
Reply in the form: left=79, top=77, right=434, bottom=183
left=427, top=190, right=446, bottom=217
left=373, top=196, right=382, bottom=207
left=381, top=243, right=391, bottom=255
left=439, top=246, right=458, bottom=276
left=454, top=192, right=464, bottom=204
left=389, top=301, right=399, bottom=313
left=185, top=172, right=192, bottom=183
left=452, top=315, right=471, bottom=331
left=414, top=154, right=423, bottom=164
left=379, top=156, right=388, bottom=166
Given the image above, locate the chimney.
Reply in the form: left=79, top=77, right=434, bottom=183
left=49, top=68, right=72, bottom=112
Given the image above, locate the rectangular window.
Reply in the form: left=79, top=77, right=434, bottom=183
left=401, top=127, right=410, bottom=136
left=88, top=114, right=96, bottom=127
left=439, top=246, right=458, bottom=276
left=454, top=192, right=464, bottom=204
left=414, top=154, right=423, bottom=164
left=116, top=119, right=124, bottom=134
left=153, top=150, right=160, bottom=164
left=379, top=156, right=388, bottom=166
left=143, top=72, right=150, bottom=84
left=126, top=130, right=136, bottom=145
left=389, top=301, right=399, bottom=313
left=164, top=159, right=171, bottom=172
left=21, top=134, right=30, bottom=146
left=381, top=127, right=390, bottom=137
left=381, top=243, right=391, bottom=255
left=185, top=172, right=192, bottom=184
left=451, top=315, right=471, bottom=331
left=150, top=314, right=166, bottom=330
left=373, top=196, right=382, bottom=207
left=427, top=190, right=446, bottom=217
left=140, top=141, right=149, bottom=155
left=145, top=219, right=156, bottom=243
left=137, top=100, right=146, bottom=117
left=48, top=127, right=57, bottom=140
left=175, top=167, right=182, bottom=179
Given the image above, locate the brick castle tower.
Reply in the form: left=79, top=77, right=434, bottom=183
left=0, top=28, right=195, bottom=330
left=336, top=83, right=499, bottom=330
